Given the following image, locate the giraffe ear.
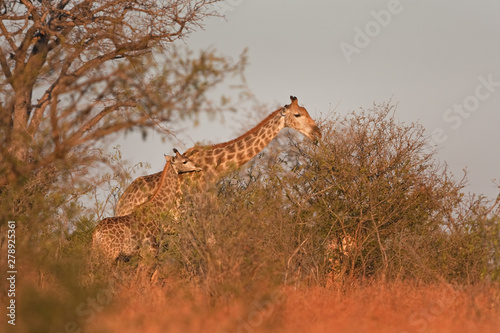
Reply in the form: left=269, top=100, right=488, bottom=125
left=173, top=148, right=181, bottom=156
left=280, top=106, right=287, bottom=117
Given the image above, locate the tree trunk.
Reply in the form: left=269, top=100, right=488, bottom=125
left=10, top=91, right=30, bottom=163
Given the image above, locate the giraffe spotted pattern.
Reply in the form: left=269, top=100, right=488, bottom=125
left=115, top=96, right=322, bottom=216
left=92, top=149, right=201, bottom=261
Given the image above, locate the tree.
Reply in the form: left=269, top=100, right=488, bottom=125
left=0, top=0, right=245, bottom=194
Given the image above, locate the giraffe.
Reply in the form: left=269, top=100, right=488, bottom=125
left=326, top=235, right=355, bottom=284
left=115, top=96, right=322, bottom=216
left=92, top=149, right=201, bottom=262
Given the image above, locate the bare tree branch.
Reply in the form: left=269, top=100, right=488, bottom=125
left=1, top=0, right=247, bottom=196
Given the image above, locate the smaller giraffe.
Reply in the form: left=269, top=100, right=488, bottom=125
left=92, top=149, right=201, bottom=262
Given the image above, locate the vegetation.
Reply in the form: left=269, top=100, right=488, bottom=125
left=0, top=0, right=247, bottom=225
left=2, top=100, right=500, bottom=332
left=163, top=103, right=500, bottom=290
left=1, top=1, right=499, bottom=331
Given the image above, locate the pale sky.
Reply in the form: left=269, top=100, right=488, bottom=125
left=117, top=0, right=500, bottom=200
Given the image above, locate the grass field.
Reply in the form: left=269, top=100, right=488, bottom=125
left=32, top=278, right=499, bottom=333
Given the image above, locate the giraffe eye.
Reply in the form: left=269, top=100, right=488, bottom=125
left=294, top=113, right=301, bottom=118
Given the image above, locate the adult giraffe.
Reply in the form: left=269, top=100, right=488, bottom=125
left=115, top=96, right=321, bottom=216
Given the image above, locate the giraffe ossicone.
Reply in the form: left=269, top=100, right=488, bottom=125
left=115, top=96, right=321, bottom=216
left=92, top=149, right=201, bottom=262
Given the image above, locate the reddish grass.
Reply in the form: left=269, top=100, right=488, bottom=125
left=4, top=261, right=499, bottom=333
left=79, top=280, right=500, bottom=333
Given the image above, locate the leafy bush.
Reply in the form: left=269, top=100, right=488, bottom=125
left=160, top=102, right=499, bottom=290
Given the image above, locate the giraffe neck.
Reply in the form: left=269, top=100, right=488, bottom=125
left=136, top=160, right=177, bottom=216
left=187, top=109, right=285, bottom=174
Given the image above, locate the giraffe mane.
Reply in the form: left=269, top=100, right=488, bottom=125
left=212, top=108, right=282, bottom=149
left=185, top=108, right=282, bottom=155
left=137, top=159, right=172, bottom=208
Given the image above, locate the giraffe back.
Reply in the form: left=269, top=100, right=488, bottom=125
left=115, top=172, right=163, bottom=216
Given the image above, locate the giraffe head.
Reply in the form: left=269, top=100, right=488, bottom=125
left=169, top=148, right=202, bottom=173
left=281, top=96, right=322, bottom=141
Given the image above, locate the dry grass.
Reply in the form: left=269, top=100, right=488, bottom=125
left=6, top=256, right=498, bottom=333
left=76, top=280, right=500, bottom=333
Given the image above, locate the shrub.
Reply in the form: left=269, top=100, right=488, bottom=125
left=165, top=102, right=499, bottom=290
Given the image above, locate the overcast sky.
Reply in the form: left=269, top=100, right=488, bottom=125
left=117, top=0, right=500, bottom=200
